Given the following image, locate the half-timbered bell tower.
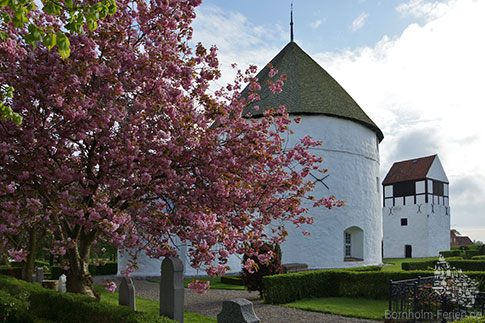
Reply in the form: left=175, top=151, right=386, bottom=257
left=382, top=155, right=450, bottom=258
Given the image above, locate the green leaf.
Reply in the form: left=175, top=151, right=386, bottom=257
left=13, top=113, right=22, bottom=125
left=56, top=31, right=70, bottom=59
left=2, top=12, right=12, bottom=23
left=13, top=9, right=27, bottom=28
left=65, top=0, right=73, bottom=9
left=108, top=3, right=117, bottom=15
left=42, top=32, right=56, bottom=50
left=0, top=0, right=8, bottom=7
left=87, top=18, right=97, bottom=31
left=6, top=86, right=13, bottom=97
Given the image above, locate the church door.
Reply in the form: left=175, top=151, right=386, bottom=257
left=405, top=245, right=412, bottom=258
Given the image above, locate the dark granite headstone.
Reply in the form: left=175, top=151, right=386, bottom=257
left=119, top=277, right=136, bottom=311
left=217, top=298, right=260, bottom=323
left=160, top=257, right=184, bottom=323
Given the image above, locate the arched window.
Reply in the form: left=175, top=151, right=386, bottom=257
left=344, top=226, right=364, bottom=261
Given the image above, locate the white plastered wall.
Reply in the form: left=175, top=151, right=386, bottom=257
left=278, top=115, right=382, bottom=269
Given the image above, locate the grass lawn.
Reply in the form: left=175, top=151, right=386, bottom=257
left=149, top=276, right=246, bottom=291
left=382, top=257, right=438, bottom=272
left=95, top=285, right=216, bottom=323
left=284, top=297, right=388, bottom=320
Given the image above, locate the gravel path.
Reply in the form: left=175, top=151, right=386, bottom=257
left=94, top=276, right=381, bottom=323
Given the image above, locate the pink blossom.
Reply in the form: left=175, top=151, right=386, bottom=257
left=187, top=280, right=210, bottom=294
left=8, top=249, right=27, bottom=262
left=104, top=281, right=117, bottom=293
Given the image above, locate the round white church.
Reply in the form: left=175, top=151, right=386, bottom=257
left=118, top=41, right=384, bottom=276
left=242, top=41, right=384, bottom=269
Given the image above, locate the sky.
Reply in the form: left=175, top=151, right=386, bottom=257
left=190, top=0, right=485, bottom=243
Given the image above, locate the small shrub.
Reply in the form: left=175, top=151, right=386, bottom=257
left=241, top=244, right=283, bottom=298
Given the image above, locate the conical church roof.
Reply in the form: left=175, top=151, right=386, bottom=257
left=243, top=42, right=384, bottom=142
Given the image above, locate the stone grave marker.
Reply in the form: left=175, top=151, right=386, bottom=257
left=119, top=277, right=136, bottom=311
left=58, top=274, right=67, bottom=293
left=160, top=257, right=184, bottom=323
left=35, top=267, right=44, bottom=284
left=217, top=298, right=260, bottom=323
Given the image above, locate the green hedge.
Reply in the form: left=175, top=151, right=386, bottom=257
left=51, top=261, right=117, bottom=279
left=220, top=275, right=244, bottom=286
left=0, top=275, right=173, bottom=323
left=262, top=270, right=485, bottom=304
left=472, top=256, right=485, bottom=260
left=344, top=265, right=382, bottom=272
left=0, top=267, right=22, bottom=278
left=402, top=260, right=485, bottom=271
left=440, top=250, right=461, bottom=257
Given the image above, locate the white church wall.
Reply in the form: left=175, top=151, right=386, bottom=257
left=427, top=157, right=449, bottom=182
left=426, top=204, right=451, bottom=256
left=383, top=204, right=429, bottom=258
left=118, top=242, right=244, bottom=277
left=279, top=115, right=382, bottom=269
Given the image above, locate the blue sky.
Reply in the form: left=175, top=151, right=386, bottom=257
left=191, top=0, right=485, bottom=242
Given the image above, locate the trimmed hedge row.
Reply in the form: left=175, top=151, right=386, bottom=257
left=473, top=256, right=485, bottom=260
left=345, top=265, right=382, bottom=272
left=441, top=248, right=485, bottom=259
left=51, top=261, right=117, bottom=279
left=440, top=250, right=461, bottom=257
left=262, top=270, right=485, bottom=304
left=0, top=275, right=173, bottom=323
left=402, top=260, right=485, bottom=271
left=220, top=275, right=244, bottom=286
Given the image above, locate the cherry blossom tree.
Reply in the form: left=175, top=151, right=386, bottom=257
left=0, top=0, right=342, bottom=299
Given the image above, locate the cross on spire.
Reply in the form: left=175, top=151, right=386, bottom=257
left=290, top=2, right=294, bottom=42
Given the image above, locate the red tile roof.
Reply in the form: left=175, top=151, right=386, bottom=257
left=382, top=155, right=436, bottom=185
left=455, top=236, right=474, bottom=246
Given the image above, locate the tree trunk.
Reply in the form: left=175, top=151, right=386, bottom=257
left=21, top=229, right=37, bottom=282
left=65, top=235, right=100, bottom=301
left=0, top=251, right=10, bottom=266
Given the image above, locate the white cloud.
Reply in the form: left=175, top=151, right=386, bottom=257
left=191, top=5, right=284, bottom=88
left=397, top=0, right=452, bottom=21
left=191, top=0, right=485, bottom=229
left=350, top=12, right=369, bottom=32
left=311, top=19, right=323, bottom=29
left=313, top=0, right=485, bottom=226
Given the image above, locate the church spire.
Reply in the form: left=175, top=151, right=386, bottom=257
left=290, top=2, right=294, bottom=42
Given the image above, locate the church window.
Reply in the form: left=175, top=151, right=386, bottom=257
left=393, top=181, right=415, bottom=197
left=345, top=233, right=351, bottom=257
left=401, top=218, right=408, bottom=226
left=344, top=227, right=364, bottom=261
left=433, top=181, right=444, bottom=196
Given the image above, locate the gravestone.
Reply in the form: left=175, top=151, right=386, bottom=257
left=35, top=267, right=44, bottom=283
left=58, top=274, right=67, bottom=293
left=119, top=277, right=136, bottom=311
left=160, top=257, right=184, bottom=323
left=217, top=298, right=260, bottom=323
